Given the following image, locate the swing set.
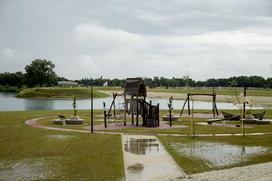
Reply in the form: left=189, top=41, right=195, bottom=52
left=180, top=88, right=219, bottom=117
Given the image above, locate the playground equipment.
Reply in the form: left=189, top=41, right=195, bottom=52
left=104, top=78, right=160, bottom=128
left=180, top=88, right=219, bottom=117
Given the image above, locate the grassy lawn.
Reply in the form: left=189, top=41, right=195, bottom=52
left=159, top=135, right=272, bottom=175
left=0, top=110, right=124, bottom=180
left=17, top=87, right=108, bottom=99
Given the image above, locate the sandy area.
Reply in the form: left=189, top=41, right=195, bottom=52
left=187, top=161, right=272, bottom=181
left=99, top=90, right=272, bottom=107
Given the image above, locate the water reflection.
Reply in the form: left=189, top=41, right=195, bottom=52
left=172, top=141, right=269, bottom=167
left=124, top=138, right=159, bottom=155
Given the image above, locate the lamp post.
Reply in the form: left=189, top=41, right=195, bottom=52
left=242, top=87, right=247, bottom=137
left=91, top=85, right=94, bottom=133
left=103, top=102, right=107, bottom=128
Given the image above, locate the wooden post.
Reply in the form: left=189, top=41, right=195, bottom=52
left=136, top=96, right=139, bottom=126
left=103, top=102, right=107, bottom=128
left=157, top=103, right=160, bottom=127
left=212, top=95, right=216, bottom=117
left=113, top=93, right=116, bottom=117
left=91, top=85, right=94, bottom=133
left=124, top=95, right=126, bottom=126
left=214, top=99, right=219, bottom=116
left=180, top=97, right=188, bottom=116
left=169, top=107, right=172, bottom=127
left=188, top=94, right=191, bottom=115
left=132, top=113, right=134, bottom=125
left=143, top=97, right=146, bottom=126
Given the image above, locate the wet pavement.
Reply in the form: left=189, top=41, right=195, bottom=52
left=122, top=134, right=185, bottom=181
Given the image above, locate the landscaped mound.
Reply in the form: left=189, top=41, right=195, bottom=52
left=17, top=87, right=108, bottom=99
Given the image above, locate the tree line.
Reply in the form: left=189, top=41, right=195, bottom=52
left=0, top=59, right=272, bottom=90
left=78, top=76, right=272, bottom=88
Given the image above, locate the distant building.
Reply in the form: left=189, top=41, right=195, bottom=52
left=103, top=81, right=108, bottom=87
left=58, top=81, right=79, bottom=87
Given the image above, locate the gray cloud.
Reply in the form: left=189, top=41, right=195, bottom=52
left=0, top=0, right=272, bottom=80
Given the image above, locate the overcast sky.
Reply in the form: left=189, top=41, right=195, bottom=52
left=0, top=0, right=272, bottom=80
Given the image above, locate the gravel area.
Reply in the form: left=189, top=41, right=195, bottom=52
left=187, top=162, right=272, bottom=181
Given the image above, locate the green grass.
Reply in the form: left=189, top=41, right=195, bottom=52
left=159, top=135, right=272, bottom=175
left=0, top=109, right=271, bottom=179
left=17, top=87, right=108, bottom=99
left=0, top=110, right=124, bottom=180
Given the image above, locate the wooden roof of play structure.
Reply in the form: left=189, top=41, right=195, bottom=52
left=123, top=78, right=147, bottom=97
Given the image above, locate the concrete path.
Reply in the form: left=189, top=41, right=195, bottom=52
left=122, top=134, right=185, bottom=181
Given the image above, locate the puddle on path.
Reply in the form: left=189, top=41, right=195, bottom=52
left=124, top=138, right=159, bottom=155
left=172, top=141, right=270, bottom=167
left=122, top=135, right=184, bottom=181
left=0, top=158, right=59, bottom=181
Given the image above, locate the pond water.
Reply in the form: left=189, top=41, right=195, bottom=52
left=171, top=141, right=270, bottom=167
left=0, top=92, right=266, bottom=111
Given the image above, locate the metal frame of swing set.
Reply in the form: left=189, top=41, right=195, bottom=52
left=180, top=92, right=219, bottom=117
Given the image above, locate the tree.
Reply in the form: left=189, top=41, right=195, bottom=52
left=25, top=59, right=57, bottom=87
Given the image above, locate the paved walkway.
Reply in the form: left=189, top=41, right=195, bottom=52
left=122, top=134, right=185, bottom=181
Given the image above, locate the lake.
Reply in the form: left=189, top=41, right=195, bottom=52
left=0, top=92, right=266, bottom=112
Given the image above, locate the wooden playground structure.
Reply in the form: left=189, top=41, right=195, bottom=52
left=103, top=78, right=160, bottom=128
